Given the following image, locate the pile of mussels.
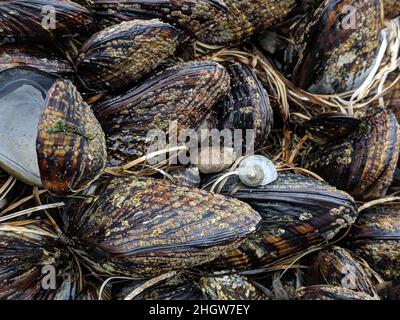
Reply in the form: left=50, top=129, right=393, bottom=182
left=0, top=0, right=400, bottom=300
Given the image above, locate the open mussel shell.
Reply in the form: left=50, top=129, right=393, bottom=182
left=0, top=44, right=75, bottom=76
left=308, top=246, right=379, bottom=298
left=0, top=0, right=95, bottom=44
left=0, top=67, right=107, bottom=194
left=214, top=62, right=273, bottom=150
left=384, top=0, right=400, bottom=19
left=66, top=176, right=261, bottom=277
left=199, top=274, right=269, bottom=300
left=293, top=0, right=381, bottom=94
left=204, top=173, right=358, bottom=271
left=0, top=222, right=78, bottom=300
left=304, top=112, right=361, bottom=143
left=349, top=204, right=400, bottom=281
left=308, top=108, right=400, bottom=201
left=294, top=285, right=379, bottom=300
left=77, top=19, right=180, bottom=92
left=94, top=61, right=230, bottom=166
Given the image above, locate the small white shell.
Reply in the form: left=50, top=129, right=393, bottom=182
left=238, top=155, right=278, bottom=187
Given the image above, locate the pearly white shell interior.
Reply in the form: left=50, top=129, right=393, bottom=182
left=0, top=80, right=45, bottom=187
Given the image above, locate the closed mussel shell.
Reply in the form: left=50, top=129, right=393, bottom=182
left=349, top=204, right=400, bottom=281
left=77, top=19, right=180, bottom=92
left=205, top=173, right=358, bottom=271
left=0, top=45, right=75, bottom=76
left=199, top=274, right=269, bottom=300
left=94, top=61, right=230, bottom=165
left=215, top=62, right=273, bottom=149
left=308, top=246, right=379, bottom=297
left=308, top=108, right=400, bottom=201
left=294, top=285, right=379, bottom=300
left=0, top=0, right=95, bottom=43
left=67, top=176, right=261, bottom=277
left=293, top=0, right=381, bottom=94
left=0, top=222, right=78, bottom=300
left=0, top=67, right=107, bottom=194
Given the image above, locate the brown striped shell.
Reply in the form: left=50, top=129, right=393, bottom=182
left=308, top=246, right=379, bottom=297
left=293, top=0, right=382, bottom=94
left=0, top=67, right=107, bottom=194
left=349, top=204, right=400, bottom=281
left=308, top=108, right=400, bottom=201
left=77, top=19, right=180, bottom=92
left=0, top=222, right=79, bottom=300
left=67, top=176, right=261, bottom=277
left=94, top=61, right=230, bottom=166
left=294, top=285, right=379, bottom=300
left=215, top=62, right=273, bottom=149
left=0, top=44, right=74, bottom=76
left=0, top=0, right=95, bottom=43
left=204, top=173, right=358, bottom=271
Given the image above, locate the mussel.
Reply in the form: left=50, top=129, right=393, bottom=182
left=0, top=0, right=95, bottom=43
left=77, top=19, right=180, bottom=92
left=308, top=246, right=380, bottom=297
left=94, top=61, right=230, bottom=165
left=294, top=285, right=379, bottom=300
left=204, top=173, right=358, bottom=271
left=0, top=44, right=74, bottom=76
left=308, top=108, right=400, bottom=201
left=0, top=67, right=107, bottom=194
left=293, top=0, right=382, bottom=94
left=214, top=62, right=273, bottom=150
left=0, top=221, right=78, bottom=300
left=66, top=176, right=261, bottom=277
left=349, top=204, right=400, bottom=281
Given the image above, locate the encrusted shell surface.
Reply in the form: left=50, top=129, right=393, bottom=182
left=94, top=61, right=230, bottom=165
left=349, top=204, right=400, bottom=281
left=204, top=173, right=358, bottom=271
left=67, top=177, right=261, bottom=277
left=77, top=19, right=180, bottom=91
left=293, top=0, right=382, bottom=94
left=0, top=45, right=74, bottom=75
left=384, top=0, right=400, bottom=19
left=0, top=222, right=78, bottom=300
left=295, top=285, right=378, bottom=300
left=215, top=62, right=273, bottom=149
left=308, top=108, right=400, bottom=201
left=0, top=0, right=95, bottom=43
left=308, top=246, right=379, bottom=297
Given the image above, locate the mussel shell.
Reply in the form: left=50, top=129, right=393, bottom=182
left=91, top=0, right=228, bottom=42
left=199, top=274, right=268, bottom=300
left=0, top=67, right=107, bottom=194
left=293, top=0, right=381, bottom=94
left=384, top=0, right=400, bottom=19
left=0, top=222, right=78, bottom=300
left=0, top=0, right=95, bottom=43
left=204, top=173, right=358, bottom=271
left=349, top=204, right=400, bottom=281
left=295, top=285, right=379, bottom=300
left=77, top=19, right=180, bottom=92
left=304, top=112, right=361, bottom=143
left=0, top=45, right=74, bottom=76
left=215, top=62, right=273, bottom=149
left=67, top=176, right=261, bottom=277
left=94, top=61, right=230, bottom=165
left=171, top=167, right=201, bottom=188
left=308, top=246, right=379, bottom=297
left=308, top=108, right=400, bottom=201
left=116, top=275, right=206, bottom=300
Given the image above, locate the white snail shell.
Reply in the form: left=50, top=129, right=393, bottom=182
left=238, top=155, right=278, bottom=187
